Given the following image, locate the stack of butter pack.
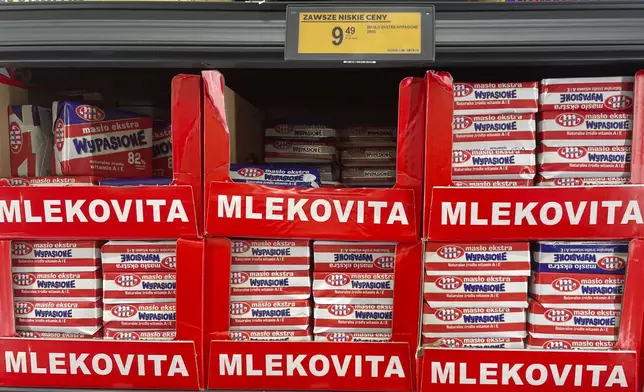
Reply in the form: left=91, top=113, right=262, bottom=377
left=451, top=82, right=539, bottom=187
left=101, top=241, right=177, bottom=341
left=312, top=241, right=395, bottom=342
left=527, top=241, right=627, bottom=350
left=228, top=239, right=312, bottom=341
left=339, top=126, right=397, bottom=188
left=423, top=242, right=531, bottom=348
left=537, top=77, right=633, bottom=186
left=12, top=240, right=103, bottom=339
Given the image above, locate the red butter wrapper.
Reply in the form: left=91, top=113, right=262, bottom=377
left=537, top=145, right=631, bottom=179
left=231, top=239, right=310, bottom=271
left=424, top=274, right=528, bottom=308
left=11, top=240, right=101, bottom=272
left=103, top=302, right=176, bottom=330
left=313, top=241, right=395, bottom=272
left=228, top=329, right=313, bottom=342
left=229, top=299, right=311, bottom=331
left=526, top=335, right=615, bottom=350
left=540, top=77, right=634, bottom=112
left=230, top=270, right=311, bottom=301
left=452, top=179, right=534, bottom=187
left=103, top=272, right=176, bottom=304
left=453, top=113, right=536, bottom=150
left=452, top=148, right=536, bottom=180
left=152, top=121, right=172, bottom=178
left=454, top=82, right=539, bottom=115
left=535, top=176, right=628, bottom=186
left=422, top=337, right=524, bottom=349
left=313, top=272, right=394, bottom=305
left=14, top=299, right=102, bottom=336
left=425, top=242, right=530, bottom=276
left=104, top=329, right=176, bottom=341
left=13, top=270, right=101, bottom=301
left=17, top=329, right=103, bottom=339
left=313, top=303, right=393, bottom=334
left=101, top=240, right=176, bottom=273
left=538, top=111, right=632, bottom=147
left=422, top=303, right=526, bottom=338
left=0, top=176, right=99, bottom=186
left=8, top=105, right=53, bottom=177
left=315, top=332, right=391, bottom=342
left=527, top=299, right=619, bottom=340
left=52, top=101, right=153, bottom=178
left=530, top=272, right=624, bottom=310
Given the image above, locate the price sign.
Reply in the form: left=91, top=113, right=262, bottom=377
left=285, top=5, right=434, bottom=62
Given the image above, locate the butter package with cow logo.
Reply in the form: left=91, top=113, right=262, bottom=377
left=527, top=299, right=619, bottom=341
left=532, top=241, right=629, bottom=275
left=14, top=299, right=102, bottom=335
left=264, top=140, right=336, bottom=163
left=103, top=302, right=176, bottom=330
left=535, top=176, right=628, bottom=186
left=265, top=124, right=337, bottom=140
left=11, top=240, right=101, bottom=272
left=452, top=148, right=536, bottom=180
left=313, top=303, right=393, bottom=334
left=313, top=241, right=395, bottom=272
left=228, top=329, right=313, bottom=342
left=16, top=329, right=103, bottom=339
left=229, top=299, right=311, bottom=331
left=101, top=240, right=177, bottom=273
left=538, top=112, right=632, bottom=147
left=452, top=113, right=536, bottom=150
left=540, top=77, right=634, bottom=112
left=424, top=274, right=528, bottom=308
left=229, top=164, right=321, bottom=188
left=8, top=105, right=53, bottom=177
left=526, top=335, right=615, bottom=350
left=52, top=101, right=153, bottom=178
left=453, top=82, right=539, bottom=115
left=425, top=242, right=530, bottom=276
left=313, top=272, right=394, bottom=305
left=104, top=329, right=176, bottom=341
left=537, top=145, right=631, bottom=179
left=13, top=270, right=101, bottom=301
left=314, top=331, right=391, bottom=342
left=0, top=176, right=99, bottom=187
left=422, top=303, right=526, bottom=338
left=230, top=270, right=310, bottom=301
left=422, top=337, right=524, bottom=349
left=530, top=272, right=624, bottom=309
left=103, top=272, right=176, bottom=304
left=231, top=239, right=310, bottom=271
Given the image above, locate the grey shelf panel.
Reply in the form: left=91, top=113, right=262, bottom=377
left=1, top=2, right=644, bottom=67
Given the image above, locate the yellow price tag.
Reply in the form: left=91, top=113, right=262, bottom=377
left=297, top=12, right=422, bottom=55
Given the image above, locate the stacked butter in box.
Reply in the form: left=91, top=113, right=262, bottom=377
left=101, top=241, right=177, bottom=341
left=313, top=241, right=395, bottom=342
left=339, top=126, right=397, bottom=188
left=537, top=77, right=633, bottom=186
left=228, top=239, right=312, bottom=341
left=527, top=241, right=627, bottom=350
left=264, top=124, right=337, bottom=187
left=452, top=82, right=538, bottom=187
left=423, top=243, right=530, bottom=348
left=12, top=240, right=103, bottom=339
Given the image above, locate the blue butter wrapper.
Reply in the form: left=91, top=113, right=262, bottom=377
left=532, top=241, right=629, bottom=275
left=99, top=178, right=173, bottom=186
left=230, top=164, right=321, bottom=188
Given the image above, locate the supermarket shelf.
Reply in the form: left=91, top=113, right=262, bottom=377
left=1, top=2, right=644, bottom=66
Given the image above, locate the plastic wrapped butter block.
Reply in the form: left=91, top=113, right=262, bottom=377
left=540, top=77, right=634, bottom=112
left=11, top=240, right=101, bottom=272
left=230, top=164, right=321, bottom=188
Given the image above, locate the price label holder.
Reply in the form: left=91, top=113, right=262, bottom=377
left=285, top=5, right=434, bottom=62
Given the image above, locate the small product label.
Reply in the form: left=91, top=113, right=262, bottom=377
left=229, top=299, right=311, bottom=331
left=453, top=82, right=539, bottom=115
left=530, top=272, right=624, bottom=309
left=313, top=303, right=393, bottom=334
left=424, top=274, right=528, bottom=308
left=539, top=77, right=634, bottom=112
left=103, top=272, right=176, bottom=304
left=313, top=272, right=394, bottom=305
left=425, top=242, right=530, bottom=276
left=101, top=240, right=177, bottom=272
left=422, top=303, right=526, bottom=338
left=313, top=241, right=395, bottom=272
left=230, top=270, right=311, bottom=301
